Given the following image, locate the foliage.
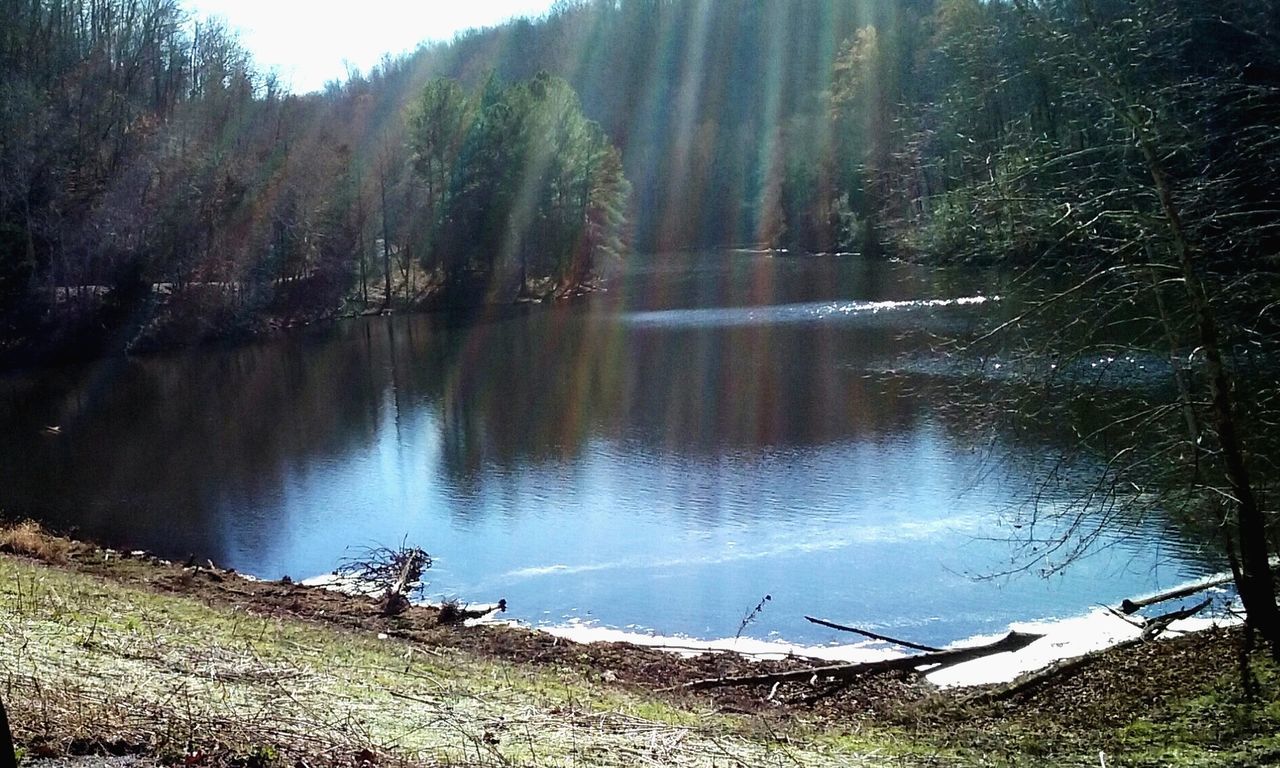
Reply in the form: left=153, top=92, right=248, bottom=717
left=0, top=1, right=636, bottom=361
left=883, top=0, right=1280, bottom=648
left=408, top=73, right=630, bottom=295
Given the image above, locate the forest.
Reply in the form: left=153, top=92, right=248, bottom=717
left=4, top=1, right=1275, bottom=353
left=0, top=0, right=631, bottom=363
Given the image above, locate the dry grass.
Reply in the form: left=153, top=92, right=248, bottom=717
left=4, top=539, right=1272, bottom=768
left=0, top=520, right=72, bottom=562
left=0, top=554, right=908, bottom=767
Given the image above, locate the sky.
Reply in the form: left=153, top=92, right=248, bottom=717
left=185, top=1, right=558, bottom=93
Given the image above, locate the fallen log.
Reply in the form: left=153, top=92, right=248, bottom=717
left=682, top=630, right=1043, bottom=691
left=1118, top=557, right=1280, bottom=615
left=804, top=616, right=942, bottom=653
left=1119, top=576, right=1234, bottom=615
left=970, top=598, right=1212, bottom=704
left=1140, top=597, right=1212, bottom=640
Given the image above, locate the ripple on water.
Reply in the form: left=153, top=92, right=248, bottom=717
left=621, top=297, right=999, bottom=329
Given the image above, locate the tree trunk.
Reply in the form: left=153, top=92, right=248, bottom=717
left=379, top=164, right=392, bottom=310
left=1138, top=138, right=1280, bottom=656
left=0, top=696, right=14, bottom=768
left=357, top=187, right=368, bottom=305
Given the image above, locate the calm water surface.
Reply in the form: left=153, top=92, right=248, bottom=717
left=0, top=252, right=1215, bottom=645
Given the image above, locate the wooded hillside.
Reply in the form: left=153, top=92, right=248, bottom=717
left=2, top=1, right=1277, bottom=360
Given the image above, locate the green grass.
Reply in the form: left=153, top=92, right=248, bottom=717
left=0, top=555, right=904, bottom=766
left=1110, top=658, right=1280, bottom=768
left=6, top=551, right=1280, bottom=767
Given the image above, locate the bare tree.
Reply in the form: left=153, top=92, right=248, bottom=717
left=953, top=0, right=1280, bottom=654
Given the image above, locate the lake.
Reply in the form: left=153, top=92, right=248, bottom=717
left=0, top=251, right=1216, bottom=647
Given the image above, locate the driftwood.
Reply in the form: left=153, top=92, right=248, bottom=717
left=382, top=549, right=428, bottom=617
left=438, top=599, right=508, bottom=625
left=332, top=541, right=431, bottom=616
left=971, top=598, right=1212, bottom=704
left=389, top=552, right=420, bottom=599
left=1139, top=597, right=1213, bottom=640
left=804, top=616, right=942, bottom=652
left=682, top=630, right=1044, bottom=691
left=1120, top=576, right=1234, bottom=615
left=1118, top=557, right=1280, bottom=614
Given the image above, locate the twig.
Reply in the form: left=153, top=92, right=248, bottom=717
left=735, top=594, right=771, bottom=640
left=804, top=616, right=942, bottom=652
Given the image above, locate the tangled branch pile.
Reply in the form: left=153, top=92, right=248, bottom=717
left=336, top=542, right=432, bottom=615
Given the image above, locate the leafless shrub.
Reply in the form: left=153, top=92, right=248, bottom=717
left=335, top=539, right=431, bottom=615
left=437, top=598, right=464, bottom=625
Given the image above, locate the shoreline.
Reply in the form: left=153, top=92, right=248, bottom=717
left=533, top=598, right=1238, bottom=689
left=0, top=274, right=607, bottom=375
left=3, top=523, right=1278, bottom=767
left=297, top=566, right=1243, bottom=689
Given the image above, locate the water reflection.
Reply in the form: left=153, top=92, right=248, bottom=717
left=0, top=252, right=1217, bottom=644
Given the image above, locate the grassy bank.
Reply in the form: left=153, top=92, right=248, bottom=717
left=0, top=551, right=910, bottom=767
left=2, top=526, right=1279, bottom=767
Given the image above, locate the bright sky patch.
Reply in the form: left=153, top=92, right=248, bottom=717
left=184, top=0, right=557, bottom=93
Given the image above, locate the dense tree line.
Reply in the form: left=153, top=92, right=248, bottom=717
left=421, top=0, right=889, bottom=251
left=846, top=0, right=1280, bottom=652
left=1, top=0, right=287, bottom=356
left=408, top=0, right=1275, bottom=264
left=0, top=0, right=629, bottom=363
left=6, top=0, right=1272, bottom=336
left=830, top=0, right=1280, bottom=269
left=406, top=74, right=628, bottom=295
left=0, top=0, right=966, bottom=361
